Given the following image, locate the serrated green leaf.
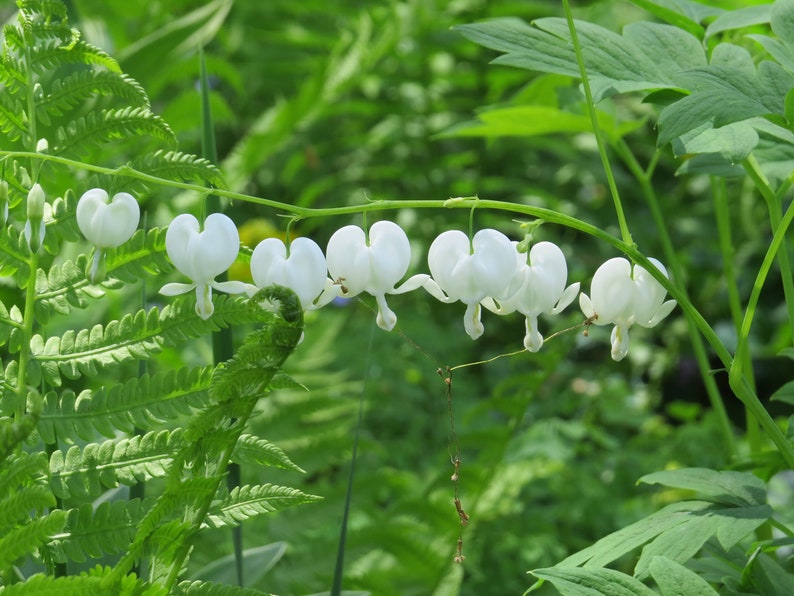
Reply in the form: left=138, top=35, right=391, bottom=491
left=173, top=579, right=274, bottom=596
left=649, top=556, right=719, bottom=596
left=532, top=566, right=656, bottom=596
left=638, top=468, right=767, bottom=506
left=772, top=0, right=794, bottom=46
left=0, top=510, right=67, bottom=569
left=671, top=120, right=759, bottom=161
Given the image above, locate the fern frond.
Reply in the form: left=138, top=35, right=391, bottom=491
left=17, top=0, right=69, bottom=23
left=31, top=308, right=164, bottom=386
left=0, top=91, right=27, bottom=142
left=132, top=150, right=226, bottom=189
left=48, top=499, right=148, bottom=563
left=33, top=256, right=119, bottom=322
left=204, top=484, right=321, bottom=530
left=0, top=510, right=67, bottom=569
left=0, top=414, right=37, bottom=461
left=48, top=429, right=181, bottom=500
left=232, top=434, right=305, bottom=474
left=38, top=366, right=214, bottom=443
left=0, top=451, right=48, bottom=500
left=39, top=70, right=149, bottom=124
left=158, top=294, right=265, bottom=345
left=54, top=107, right=176, bottom=157
left=29, top=38, right=120, bottom=76
left=0, top=565, right=166, bottom=596
left=103, top=227, right=171, bottom=283
left=0, top=484, right=55, bottom=529
left=174, top=580, right=274, bottom=596
left=0, top=224, right=32, bottom=285
left=0, top=300, right=22, bottom=349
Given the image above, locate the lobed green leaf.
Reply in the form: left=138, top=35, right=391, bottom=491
left=203, top=484, right=321, bottom=529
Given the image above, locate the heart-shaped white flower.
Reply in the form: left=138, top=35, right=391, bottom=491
left=76, top=188, right=140, bottom=249
left=76, top=188, right=141, bottom=282
left=425, top=228, right=517, bottom=339
left=579, top=257, right=676, bottom=361
left=326, top=220, right=427, bottom=331
left=159, top=213, right=248, bottom=319
left=483, top=241, right=580, bottom=352
left=250, top=237, right=338, bottom=310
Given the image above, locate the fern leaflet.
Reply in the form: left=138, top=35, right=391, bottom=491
left=173, top=580, right=274, bottom=596
left=49, top=429, right=182, bottom=500
left=38, top=366, right=214, bottom=443
left=204, top=484, right=321, bottom=529
left=232, top=433, right=305, bottom=474
left=0, top=510, right=67, bottom=569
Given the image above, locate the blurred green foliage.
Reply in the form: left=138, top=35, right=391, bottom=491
left=30, top=0, right=791, bottom=593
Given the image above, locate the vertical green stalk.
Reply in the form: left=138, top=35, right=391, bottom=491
left=199, top=45, right=242, bottom=585
left=713, top=178, right=760, bottom=452
left=613, top=140, right=735, bottom=456
left=743, top=155, right=794, bottom=337
left=561, top=0, right=632, bottom=247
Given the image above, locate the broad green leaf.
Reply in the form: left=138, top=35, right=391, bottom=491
left=749, top=34, right=794, bottom=73
left=634, top=504, right=771, bottom=578
left=672, top=121, right=759, bottom=161
left=532, top=566, right=656, bottom=596
left=622, top=21, right=707, bottom=73
left=649, top=556, right=719, bottom=596
left=748, top=550, right=794, bottom=595
left=771, top=380, right=794, bottom=404
left=628, top=0, right=722, bottom=37
left=560, top=501, right=710, bottom=568
left=190, top=542, right=286, bottom=586
left=638, top=468, right=767, bottom=506
left=772, top=0, right=794, bottom=46
left=705, top=5, right=772, bottom=40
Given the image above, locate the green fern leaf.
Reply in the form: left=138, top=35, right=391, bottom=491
left=38, top=366, right=214, bottom=443
left=48, top=499, right=149, bottom=563
left=204, top=484, right=321, bottom=529
left=173, top=580, right=274, bottom=596
left=0, top=451, right=48, bottom=501
left=0, top=92, right=27, bottom=142
left=54, top=106, right=176, bottom=156
left=0, top=565, right=167, bottom=596
left=0, top=300, right=22, bottom=349
left=33, top=256, right=121, bottom=322
left=0, top=414, right=37, bottom=461
left=48, top=429, right=181, bottom=500
left=31, top=308, right=165, bottom=386
left=29, top=38, right=120, bottom=76
left=0, top=510, right=67, bottom=569
left=16, top=0, right=69, bottom=24
left=131, top=150, right=226, bottom=189
left=0, top=484, right=56, bottom=529
left=0, top=224, right=32, bottom=285
left=232, top=434, right=305, bottom=474
left=39, top=70, right=149, bottom=122
left=103, top=227, right=172, bottom=284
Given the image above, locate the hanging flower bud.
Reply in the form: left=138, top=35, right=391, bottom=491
left=326, top=220, right=428, bottom=331
left=0, top=180, right=8, bottom=226
left=579, top=257, right=676, bottom=361
left=425, top=228, right=517, bottom=340
left=250, top=237, right=339, bottom=310
left=159, top=213, right=248, bottom=320
left=76, top=188, right=140, bottom=283
left=482, top=241, right=580, bottom=352
left=24, top=183, right=46, bottom=254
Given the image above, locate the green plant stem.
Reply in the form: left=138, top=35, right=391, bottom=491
left=713, top=177, right=761, bottom=453
left=15, top=250, right=38, bottom=422
left=743, top=155, right=794, bottom=339
left=561, top=0, right=632, bottom=248
left=614, top=139, right=735, bottom=456
left=4, top=150, right=791, bottom=465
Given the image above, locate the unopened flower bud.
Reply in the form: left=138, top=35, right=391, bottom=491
left=36, top=138, right=48, bottom=153
left=24, top=183, right=45, bottom=253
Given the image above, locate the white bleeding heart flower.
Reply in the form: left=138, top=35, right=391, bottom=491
left=76, top=188, right=140, bottom=282
left=159, top=213, right=248, bottom=320
left=482, top=241, right=580, bottom=352
left=250, top=236, right=339, bottom=310
left=425, top=228, right=517, bottom=340
left=579, top=256, right=676, bottom=361
left=326, top=220, right=428, bottom=331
